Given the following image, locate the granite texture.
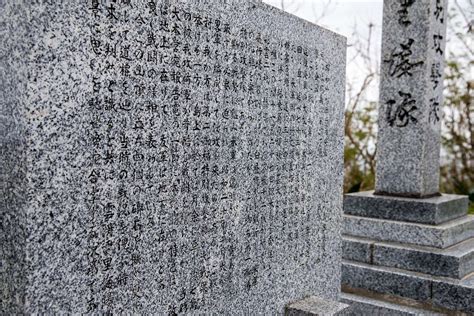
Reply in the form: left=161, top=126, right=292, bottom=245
left=432, top=274, right=474, bottom=313
left=343, top=235, right=474, bottom=279
left=342, top=261, right=432, bottom=302
left=342, top=236, right=372, bottom=264
left=285, top=296, right=351, bottom=316
left=344, top=191, right=468, bottom=225
left=340, top=293, right=444, bottom=316
left=0, top=0, right=346, bottom=314
left=342, top=260, right=474, bottom=314
left=343, top=214, right=474, bottom=248
left=375, top=0, right=448, bottom=197
left=373, top=237, right=474, bottom=279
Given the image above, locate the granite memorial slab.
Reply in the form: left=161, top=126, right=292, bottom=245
left=1, top=0, right=346, bottom=314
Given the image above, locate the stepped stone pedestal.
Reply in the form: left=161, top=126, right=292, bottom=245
left=342, top=192, right=474, bottom=314
left=341, top=0, right=474, bottom=314
left=286, top=296, right=351, bottom=316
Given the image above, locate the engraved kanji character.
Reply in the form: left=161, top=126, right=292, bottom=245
left=90, top=36, right=102, bottom=55
left=429, top=97, right=441, bottom=123
left=430, top=62, right=442, bottom=89
left=433, top=33, right=444, bottom=55
left=384, top=38, right=423, bottom=77
left=386, top=91, right=418, bottom=127
left=397, top=0, right=415, bottom=26
left=105, top=3, right=118, bottom=20
left=434, top=0, right=444, bottom=23
left=171, top=7, right=180, bottom=20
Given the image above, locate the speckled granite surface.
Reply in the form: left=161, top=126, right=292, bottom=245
left=342, top=236, right=372, bottom=264
left=1, top=0, right=346, bottom=314
left=340, top=293, right=444, bottom=316
left=343, top=235, right=474, bottom=279
left=344, top=214, right=474, bottom=249
left=342, top=261, right=432, bottom=302
left=285, top=296, right=351, bottom=316
left=342, top=260, right=474, bottom=314
left=340, top=0, right=474, bottom=313
left=375, top=0, right=447, bottom=197
left=373, top=237, right=474, bottom=279
left=344, top=191, right=468, bottom=225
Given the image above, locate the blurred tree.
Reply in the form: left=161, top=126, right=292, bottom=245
left=440, top=0, right=473, bottom=212
left=343, top=22, right=378, bottom=193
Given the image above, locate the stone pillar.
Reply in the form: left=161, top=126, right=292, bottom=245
left=341, top=1, right=474, bottom=314
left=375, top=0, right=447, bottom=198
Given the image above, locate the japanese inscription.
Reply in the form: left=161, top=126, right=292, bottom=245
left=383, top=0, right=446, bottom=128
left=397, top=0, right=415, bottom=26
left=429, top=0, right=446, bottom=123
left=386, top=91, right=418, bottom=127
left=375, top=0, right=448, bottom=196
left=384, top=38, right=423, bottom=78
left=83, top=1, right=344, bottom=314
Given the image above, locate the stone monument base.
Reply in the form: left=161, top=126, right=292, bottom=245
left=341, top=191, right=474, bottom=314
left=285, top=296, right=352, bottom=315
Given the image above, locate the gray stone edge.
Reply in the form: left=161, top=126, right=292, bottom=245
left=344, top=191, right=469, bottom=225
left=342, top=235, right=474, bottom=279
left=341, top=260, right=474, bottom=313
left=340, top=292, right=444, bottom=315
left=285, top=296, right=351, bottom=316
left=343, top=214, right=474, bottom=248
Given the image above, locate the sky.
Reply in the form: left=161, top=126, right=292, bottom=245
left=263, top=0, right=384, bottom=39
left=262, top=0, right=473, bottom=104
